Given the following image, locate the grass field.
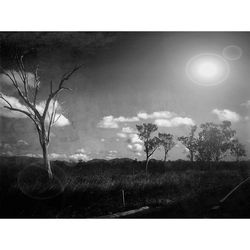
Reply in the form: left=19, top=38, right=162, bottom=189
left=0, top=156, right=249, bottom=218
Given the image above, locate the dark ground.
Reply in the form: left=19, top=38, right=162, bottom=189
left=0, top=156, right=250, bottom=218
left=123, top=181, right=250, bottom=218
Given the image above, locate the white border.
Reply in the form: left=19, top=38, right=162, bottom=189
left=0, top=0, right=250, bottom=31
left=1, top=0, right=250, bottom=250
left=0, top=219, right=249, bottom=250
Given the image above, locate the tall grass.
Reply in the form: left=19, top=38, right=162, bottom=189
left=0, top=156, right=249, bottom=217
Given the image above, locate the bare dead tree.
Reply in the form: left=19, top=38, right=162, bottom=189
left=0, top=55, right=81, bottom=178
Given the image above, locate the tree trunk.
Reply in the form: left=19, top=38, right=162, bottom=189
left=41, top=142, right=53, bottom=178
left=236, top=155, right=239, bottom=162
left=190, top=151, right=194, bottom=162
left=145, top=157, right=149, bottom=175
left=163, top=152, right=167, bottom=163
left=215, top=155, right=219, bottom=163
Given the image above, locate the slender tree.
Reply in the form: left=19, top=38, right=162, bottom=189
left=158, top=133, right=175, bottom=162
left=230, top=138, right=246, bottom=162
left=0, top=55, right=80, bottom=178
left=136, top=123, right=160, bottom=174
left=178, top=125, right=197, bottom=162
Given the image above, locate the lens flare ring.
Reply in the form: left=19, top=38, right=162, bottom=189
left=222, top=45, right=242, bottom=61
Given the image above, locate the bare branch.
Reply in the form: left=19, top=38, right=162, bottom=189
left=15, top=56, right=29, bottom=97
left=2, top=105, right=39, bottom=128
left=50, top=80, right=53, bottom=94
left=0, top=94, right=40, bottom=136
left=42, top=64, right=81, bottom=120
left=47, top=98, right=58, bottom=141
left=0, top=93, right=13, bottom=108
left=58, top=64, right=82, bottom=90
left=148, top=146, right=158, bottom=158
left=61, top=86, right=72, bottom=91
left=53, top=113, right=62, bottom=125
left=2, top=69, right=42, bottom=120
left=33, top=65, right=40, bottom=106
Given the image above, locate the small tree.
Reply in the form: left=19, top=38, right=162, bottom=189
left=230, top=138, right=246, bottom=162
left=196, top=121, right=235, bottom=162
left=158, top=133, right=175, bottom=162
left=0, top=55, right=80, bottom=178
left=178, top=125, right=197, bottom=162
left=136, top=123, right=160, bottom=174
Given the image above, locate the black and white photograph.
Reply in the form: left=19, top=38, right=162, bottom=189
left=1, top=1, right=250, bottom=249
left=0, top=32, right=250, bottom=218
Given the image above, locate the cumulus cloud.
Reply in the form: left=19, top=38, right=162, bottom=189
left=117, top=127, right=137, bottom=139
left=4, top=151, right=14, bottom=156
left=117, top=132, right=127, bottom=138
left=0, top=93, right=29, bottom=118
left=128, top=133, right=142, bottom=144
left=105, top=155, right=115, bottom=160
left=3, top=143, right=12, bottom=150
left=241, top=100, right=250, bottom=108
left=0, top=93, right=70, bottom=126
left=212, top=109, right=241, bottom=122
left=76, top=148, right=86, bottom=154
left=109, top=150, right=118, bottom=154
left=50, top=153, right=67, bottom=159
left=127, top=143, right=143, bottom=154
left=137, top=111, right=174, bottom=120
left=155, top=117, right=195, bottom=127
left=97, top=115, right=139, bottom=128
left=16, top=139, right=29, bottom=146
left=69, top=148, right=91, bottom=161
left=98, top=111, right=194, bottom=130
left=118, top=130, right=142, bottom=144
left=0, top=69, right=69, bottom=126
left=126, top=129, right=143, bottom=156
left=25, top=153, right=38, bottom=158
left=115, top=116, right=139, bottom=122
left=183, top=147, right=190, bottom=154
left=52, top=115, right=70, bottom=127
left=122, top=126, right=136, bottom=133
left=105, top=150, right=118, bottom=159
left=97, top=116, right=119, bottom=128
left=0, top=71, right=36, bottom=89
left=69, top=152, right=90, bottom=161
left=36, top=100, right=70, bottom=127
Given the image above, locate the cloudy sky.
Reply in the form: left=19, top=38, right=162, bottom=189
left=0, top=32, right=250, bottom=161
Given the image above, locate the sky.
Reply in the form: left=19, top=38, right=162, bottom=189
left=0, top=32, right=250, bottom=161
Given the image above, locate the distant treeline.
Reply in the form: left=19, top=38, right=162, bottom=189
left=136, top=121, right=247, bottom=173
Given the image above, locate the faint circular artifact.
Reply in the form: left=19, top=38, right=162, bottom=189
left=18, top=165, right=66, bottom=200
left=186, top=53, right=230, bottom=86
left=222, top=45, right=242, bottom=60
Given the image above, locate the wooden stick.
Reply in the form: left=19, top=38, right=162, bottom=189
left=122, top=189, right=126, bottom=207
left=99, top=206, right=150, bottom=218
left=220, top=176, right=250, bottom=203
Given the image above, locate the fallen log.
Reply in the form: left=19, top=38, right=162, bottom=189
left=99, top=206, right=150, bottom=218
left=211, top=176, right=250, bottom=211
left=220, top=176, right=250, bottom=203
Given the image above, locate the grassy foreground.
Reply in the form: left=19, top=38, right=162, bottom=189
left=0, top=156, right=249, bottom=218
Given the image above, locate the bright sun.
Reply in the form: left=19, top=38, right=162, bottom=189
left=186, top=53, right=230, bottom=86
